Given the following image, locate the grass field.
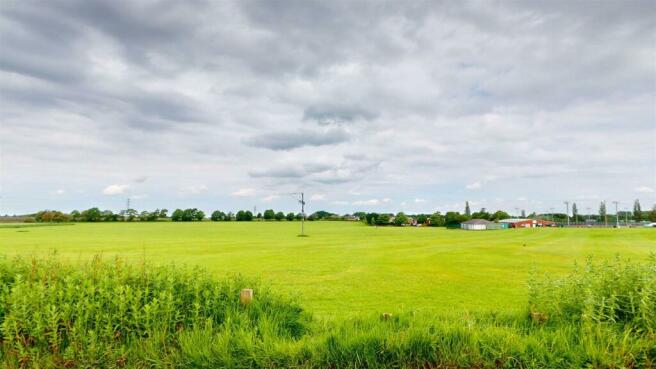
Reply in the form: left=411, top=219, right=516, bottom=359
left=1, top=221, right=653, bottom=317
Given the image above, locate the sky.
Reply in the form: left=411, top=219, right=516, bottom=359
left=1, top=0, right=655, bottom=216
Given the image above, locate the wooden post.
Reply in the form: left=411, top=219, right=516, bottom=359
left=240, top=289, right=253, bottom=305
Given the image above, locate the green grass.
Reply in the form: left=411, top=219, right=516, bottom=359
left=1, top=221, right=653, bottom=317
left=1, top=255, right=654, bottom=368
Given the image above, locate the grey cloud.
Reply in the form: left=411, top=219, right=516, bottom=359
left=303, top=103, right=378, bottom=124
left=243, top=128, right=349, bottom=150
left=1, top=0, right=654, bottom=214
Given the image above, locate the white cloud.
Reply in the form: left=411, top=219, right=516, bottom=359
left=102, top=184, right=130, bottom=196
left=261, top=194, right=279, bottom=202
left=352, top=198, right=391, bottom=206
left=414, top=198, right=425, bottom=203
left=180, top=185, right=208, bottom=195
left=635, top=186, right=654, bottom=193
left=466, top=182, right=481, bottom=190
left=54, top=189, right=65, bottom=195
left=232, top=188, right=256, bottom=197
left=311, top=194, right=326, bottom=201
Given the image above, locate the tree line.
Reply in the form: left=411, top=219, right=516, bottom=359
left=25, top=199, right=656, bottom=224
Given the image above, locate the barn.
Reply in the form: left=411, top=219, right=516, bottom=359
left=461, top=219, right=494, bottom=230
left=499, top=218, right=556, bottom=228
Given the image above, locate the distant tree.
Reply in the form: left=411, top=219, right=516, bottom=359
left=376, top=213, right=391, bottom=225
left=159, top=209, right=168, bottom=218
left=211, top=211, right=225, bottom=221
left=633, top=199, right=642, bottom=221
left=275, top=211, right=285, bottom=221
left=35, top=210, right=70, bottom=223
left=490, top=210, right=510, bottom=221
left=70, top=210, right=81, bottom=221
left=311, top=210, right=335, bottom=220
left=226, top=212, right=234, bottom=221
left=263, top=209, right=275, bottom=220
left=365, top=213, right=379, bottom=225
left=394, top=212, right=409, bottom=226
left=471, top=208, right=490, bottom=220
left=286, top=212, right=295, bottom=221
left=464, top=202, right=471, bottom=218
left=521, top=209, right=526, bottom=218
left=445, top=211, right=466, bottom=228
left=295, top=213, right=304, bottom=220
left=256, top=212, right=262, bottom=219
left=124, top=209, right=138, bottom=222
left=416, top=214, right=428, bottom=224
left=171, top=209, right=184, bottom=222
left=195, top=210, right=205, bottom=221
left=353, top=211, right=366, bottom=220
left=572, top=203, right=579, bottom=223
left=648, top=205, right=656, bottom=222
left=81, top=207, right=102, bottom=222
left=429, top=212, right=445, bottom=227
left=599, top=201, right=607, bottom=224
left=236, top=210, right=253, bottom=221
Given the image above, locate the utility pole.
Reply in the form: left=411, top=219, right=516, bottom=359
left=613, top=201, right=619, bottom=228
left=299, top=192, right=305, bottom=236
left=604, top=201, right=608, bottom=227
left=586, top=207, right=591, bottom=223
left=564, top=201, right=570, bottom=227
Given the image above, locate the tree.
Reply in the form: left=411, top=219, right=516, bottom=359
left=490, top=210, right=510, bottom=221
left=521, top=209, right=526, bottom=218
left=416, top=214, right=428, bottom=224
left=275, top=211, right=285, bottom=221
left=365, top=213, right=379, bottom=225
left=295, top=213, right=304, bottom=220
left=159, top=209, right=168, bottom=218
left=236, top=210, right=253, bottom=221
left=81, top=207, right=102, bottom=222
left=226, top=212, right=234, bottom=221
left=445, top=211, right=466, bottom=228
left=171, top=209, right=184, bottom=222
left=195, top=210, right=205, bottom=221
left=376, top=213, right=391, bottom=225
left=263, top=209, right=275, bottom=220
left=471, top=208, right=490, bottom=220
left=211, top=211, right=225, bottom=221
left=353, top=212, right=366, bottom=220
left=464, top=201, right=471, bottom=218
left=599, top=201, right=607, bottom=224
left=633, top=199, right=642, bottom=221
left=286, top=212, right=295, bottom=221
left=572, top=202, right=578, bottom=223
left=394, top=212, right=409, bottom=226
left=124, top=209, right=138, bottom=222
left=70, top=210, right=81, bottom=221
left=648, top=205, right=656, bottom=222
left=429, top=212, right=445, bottom=227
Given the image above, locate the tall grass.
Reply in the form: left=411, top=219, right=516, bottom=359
left=1, top=255, right=654, bottom=368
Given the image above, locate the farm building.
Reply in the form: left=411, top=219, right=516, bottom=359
left=461, top=219, right=494, bottom=230
left=499, top=218, right=556, bottom=228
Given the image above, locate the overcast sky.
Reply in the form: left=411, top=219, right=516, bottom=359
left=1, top=0, right=655, bottom=216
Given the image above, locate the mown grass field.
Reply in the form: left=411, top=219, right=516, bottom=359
left=1, top=221, right=653, bottom=317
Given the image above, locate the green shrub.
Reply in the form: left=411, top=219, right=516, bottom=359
left=528, top=254, right=656, bottom=334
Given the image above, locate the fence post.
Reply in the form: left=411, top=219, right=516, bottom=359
left=240, top=288, right=253, bottom=305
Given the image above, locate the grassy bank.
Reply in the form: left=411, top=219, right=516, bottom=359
left=1, top=255, right=654, bottom=368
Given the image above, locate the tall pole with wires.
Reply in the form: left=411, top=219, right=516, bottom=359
left=564, top=201, right=570, bottom=227
left=613, top=201, right=619, bottom=228
left=299, top=192, right=305, bottom=236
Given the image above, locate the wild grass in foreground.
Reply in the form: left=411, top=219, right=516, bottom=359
left=0, top=255, right=654, bottom=368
